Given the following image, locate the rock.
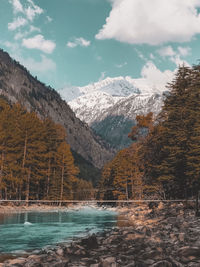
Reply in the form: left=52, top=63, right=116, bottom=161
left=178, top=233, right=185, bottom=242
left=90, top=264, right=99, bottom=267
left=81, top=234, right=99, bottom=249
left=187, top=263, right=200, bottom=267
left=56, top=248, right=64, bottom=256
left=151, top=260, right=172, bottom=267
left=168, top=257, right=184, bottom=267
left=100, top=257, right=117, bottom=267
left=178, top=246, right=200, bottom=257
left=25, top=263, right=43, bottom=267
left=157, top=202, right=165, bottom=210
left=123, top=262, right=135, bottom=267
left=49, top=262, right=69, bottom=267
left=4, top=258, right=26, bottom=266
left=143, top=259, right=155, bottom=265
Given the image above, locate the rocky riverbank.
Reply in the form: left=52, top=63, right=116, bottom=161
left=2, top=202, right=200, bottom=267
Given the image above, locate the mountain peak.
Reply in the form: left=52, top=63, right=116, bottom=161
left=60, top=76, right=141, bottom=102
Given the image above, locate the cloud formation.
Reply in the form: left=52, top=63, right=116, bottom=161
left=9, top=0, right=23, bottom=14
left=157, top=45, right=191, bottom=67
left=25, top=0, right=43, bottom=21
left=116, top=62, right=127, bottom=68
left=96, top=0, right=200, bottom=45
left=8, top=17, right=27, bottom=31
left=14, top=25, right=41, bottom=40
left=22, top=34, right=56, bottom=54
left=9, top=0, right=44, bottom=21
left=178, top=46, right=191, bottom=57
left=21, top=55, right=56, bottom=73
left=133, top=61, right=175, bottom=93
left=67, top=37, right=91, bottom=48
left=157, top=46, right=176, bottom=57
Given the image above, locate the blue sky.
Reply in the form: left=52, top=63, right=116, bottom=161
left=1, top=0, right=200, bottom=91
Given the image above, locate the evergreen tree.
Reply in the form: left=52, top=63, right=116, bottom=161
left=0, top=98, right=89, bottom=201
left=144, top=66, right=200, bottom=198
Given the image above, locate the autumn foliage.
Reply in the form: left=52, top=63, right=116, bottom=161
left=0, top=98, right=93, bottom=201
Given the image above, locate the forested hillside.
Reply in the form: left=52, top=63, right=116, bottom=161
left=99, top=65, right=200, bottom=200
left=0, top=49, right=114, bottom=169
left=0, top=98, right=93, bottom=201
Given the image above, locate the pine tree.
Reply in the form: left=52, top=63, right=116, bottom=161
left=144, top=65, right=200, bottom=199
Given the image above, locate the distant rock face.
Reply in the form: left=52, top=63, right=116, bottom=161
left=66, top=77, right=166, bottom=150
left=0, top=49, right=114, bottom=168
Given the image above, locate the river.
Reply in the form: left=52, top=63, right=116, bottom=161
left=0, top=206, right=117, bottom=255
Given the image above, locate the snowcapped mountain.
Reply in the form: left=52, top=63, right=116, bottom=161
left=60, top=76, right=141, bottom=102
left=92, top=93, right=164, bottom=149
left=61, top=76, right=167, bottom=149
left=69, top=91, right=123, bottom=125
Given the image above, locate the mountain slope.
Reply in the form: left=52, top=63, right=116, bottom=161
left=67, top=77, right=165, bottom=150
left=92, top=93, right=164, bottom=149
left=0, top=49, right=114, bottom=168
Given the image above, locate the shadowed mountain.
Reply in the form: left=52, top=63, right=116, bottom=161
left=92, top=115, right=135, bottom=150
left=0, top=48, right=114, bottom=169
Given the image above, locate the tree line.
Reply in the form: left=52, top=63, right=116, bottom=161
left=0, top=97, right=93, bottom=201
left=99, top=65, right=200, bottom=200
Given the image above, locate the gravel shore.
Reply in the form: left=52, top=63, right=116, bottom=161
left=1, top=202, right=200, bottom=267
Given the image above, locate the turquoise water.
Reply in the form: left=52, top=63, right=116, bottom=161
left=0, top=206, right=117, bottom=254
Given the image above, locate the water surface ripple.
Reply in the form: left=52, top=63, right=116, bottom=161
left=0, top=206, right=117, bottom=254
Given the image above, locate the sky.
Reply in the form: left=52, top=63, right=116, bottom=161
left=1, top=0, right=200, bottom=92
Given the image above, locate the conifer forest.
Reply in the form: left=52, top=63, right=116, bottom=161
left=0, top=98, right=93, bottom=201
left=99, top=65, right=200, bottom=201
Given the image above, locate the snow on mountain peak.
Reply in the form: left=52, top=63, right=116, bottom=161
left=60, top=76, right=143, bottom=102
left=78, top=76, right=141, bottom=97
left=60, top=74, right=168, bottom=103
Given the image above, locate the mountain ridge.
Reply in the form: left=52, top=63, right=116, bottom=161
left=0, top=48, right=114, bottom=168
left=66, top=77, right=166, bottom=149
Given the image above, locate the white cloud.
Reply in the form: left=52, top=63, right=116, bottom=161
left=170, top=55, right=190, bottom=67
left=157, top=45, right=191, bottom=67
left=14, top=31, right=25, bottom=40
left=3, top=41, right=19, bottom=51
left=29, top=25, right=41, bottom=33
left=157, top=46, right=176, bottom=57
left=67, top=41, right=77, bottom=48
left=67, top=37, right=91, bottom=48
left=178, top=46, right=191, bottom=57
left=8, top=17, right=27, bottom=31
left=0, top=40, right=55, bottom=74
left=131, top=61, right=175, bottom=93
left=22, top=34, right=56, bottom=54
left=9, top=0, right=23, bottom=14
left=46, top=16, right=53, bottom=22
left=96, top=0, right=200, bottom=45
left=25, top=0, right=43, bottom=21
left=116, top=62, right=127, bottom=68
left=135, top=49, right=147, bottom=61
left=9, top=0, right=43, bottom=22
left=21, top=55, right=56, bottom=73
left=14, top=25, right=41, bottom=40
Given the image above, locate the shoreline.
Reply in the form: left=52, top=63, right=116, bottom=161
left=0, top=203, right=98, bottom=214
left=2, top=202, right=200, bottom=266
